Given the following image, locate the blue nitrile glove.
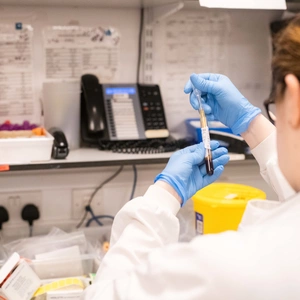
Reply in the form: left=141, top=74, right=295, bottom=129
left=154, top=141, right=229, bottom=206
left=184, top=73, right=261, bottom=135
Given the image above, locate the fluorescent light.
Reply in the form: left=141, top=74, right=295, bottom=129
left=199, top=0, right=287, bottom=10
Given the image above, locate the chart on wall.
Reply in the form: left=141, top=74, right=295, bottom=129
left=43, top=26, right=121, bottom=83
left=0, top=23, right=38, bottom=123
left=146, top=10, right=230, bottom=135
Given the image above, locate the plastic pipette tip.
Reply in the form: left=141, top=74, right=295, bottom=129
left=192, top=87, right=203, bottom=111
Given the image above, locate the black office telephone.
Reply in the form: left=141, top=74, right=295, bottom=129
left=81, top=74, right=192, bottom=153
left=81, top=74, right=169, bottom=142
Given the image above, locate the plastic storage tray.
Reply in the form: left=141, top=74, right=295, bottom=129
left=29, top=253, right=100, bottom=279
left=0, top=132, right=54, bottom=164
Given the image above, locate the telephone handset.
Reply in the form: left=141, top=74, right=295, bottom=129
left=81, top=74, right=169, bottom=145
left=81, top=74, right=105, bottom=133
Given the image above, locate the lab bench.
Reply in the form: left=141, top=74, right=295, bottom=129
left=0, top=148, right=249, bottom=172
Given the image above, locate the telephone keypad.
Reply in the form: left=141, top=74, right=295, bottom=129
left=139, top=85, right=167, bottom=131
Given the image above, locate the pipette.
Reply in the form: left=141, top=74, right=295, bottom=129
left=193, top=87, right=214, bottom=176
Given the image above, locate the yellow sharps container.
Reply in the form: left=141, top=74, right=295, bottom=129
left=192, top=183, right=266, bottom=235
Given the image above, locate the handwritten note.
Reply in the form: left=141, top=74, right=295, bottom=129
left=0, top=24, right=36, bottom=123
left=43, top=26, right=120, bottom=82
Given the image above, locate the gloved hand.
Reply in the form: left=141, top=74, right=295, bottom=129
left=184, top=73, right=261, bottom=135
left=154, top=141, right=229, bottom=206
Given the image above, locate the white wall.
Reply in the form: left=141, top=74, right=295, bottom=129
left=0, top=5, right=282, bottom=132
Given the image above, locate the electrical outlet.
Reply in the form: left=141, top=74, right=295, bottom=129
left=72, top=189, right=103, bottom=219
left=0, top=191, right=42, bottom=223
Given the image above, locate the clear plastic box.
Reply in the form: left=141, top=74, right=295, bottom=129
left=28, top=253, right=100, bottom=280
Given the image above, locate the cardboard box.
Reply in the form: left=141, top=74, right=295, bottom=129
left=0, top=252, right=41, bottom=300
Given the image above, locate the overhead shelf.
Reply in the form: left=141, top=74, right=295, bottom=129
left=0, top=0, right=295, bottom=10
left=286, top=1, right=300, bottom=10
left=0, top=0, right=196, bottom=8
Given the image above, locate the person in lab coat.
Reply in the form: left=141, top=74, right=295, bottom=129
left=83, top=17, right=300, bottom=300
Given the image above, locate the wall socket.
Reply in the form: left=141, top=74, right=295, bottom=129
left=72, top=189, right=103, bottom=219
left=0, top=191, right=42, bottom=224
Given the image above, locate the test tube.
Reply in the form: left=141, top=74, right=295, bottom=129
left=193, top=88, right=214, bottom=176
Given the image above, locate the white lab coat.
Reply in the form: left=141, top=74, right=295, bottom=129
left=83, top=131, right=300, bottom=300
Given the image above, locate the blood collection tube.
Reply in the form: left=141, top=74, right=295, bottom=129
left=193, top=88, right=214, bottom=176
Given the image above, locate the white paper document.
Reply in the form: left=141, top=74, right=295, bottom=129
left=43, top=26, right=120, bottom=82
left=149, top=11, right=230, bottom=135
left=199, top=0, right=286, bottom=10
left=0, top=24, right=37, bottom=123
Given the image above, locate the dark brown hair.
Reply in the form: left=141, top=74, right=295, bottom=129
left=272, top=16, right=300, bottom=101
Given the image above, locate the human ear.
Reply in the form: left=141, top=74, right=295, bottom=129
left=284, top=74, right=300, bottom=128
